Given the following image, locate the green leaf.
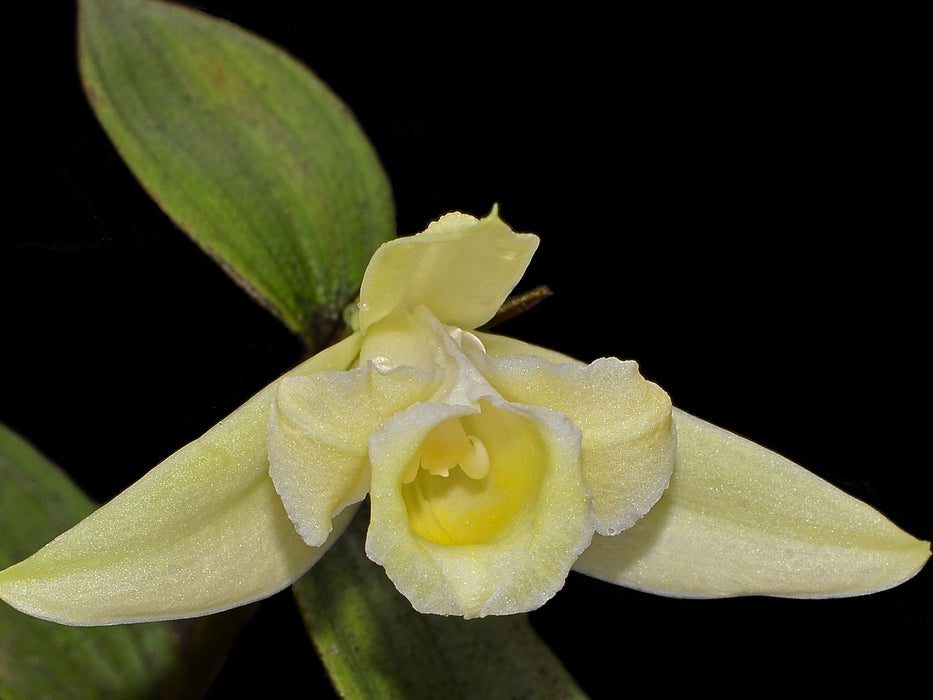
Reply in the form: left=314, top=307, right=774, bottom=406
left=77, top=0, right=395, bottom=351
left=292, top=504, right=588, bottom=699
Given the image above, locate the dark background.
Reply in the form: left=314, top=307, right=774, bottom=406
left=4, top=2, right=929, bottom=696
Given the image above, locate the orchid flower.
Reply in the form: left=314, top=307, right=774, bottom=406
left=0, top=209, right=928, bottom=624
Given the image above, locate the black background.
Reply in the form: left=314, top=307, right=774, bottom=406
left=4, top=2, right=929, bottom=696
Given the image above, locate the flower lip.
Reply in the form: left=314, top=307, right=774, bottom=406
left=366, top=394, right=593, bottom=617
left=362, top=307, right=596, bottom=617
left=402, top=402, right=546, bottom=548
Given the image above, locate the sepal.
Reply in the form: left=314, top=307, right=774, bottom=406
left=0, top=335, right=362, bottom=625
left=574, top=409, right=931, bottom=597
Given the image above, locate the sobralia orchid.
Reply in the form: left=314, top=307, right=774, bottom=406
left=0, top=209, right=928, bottom=624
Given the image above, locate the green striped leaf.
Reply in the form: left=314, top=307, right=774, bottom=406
left=77, top=0, right=395, bottom=350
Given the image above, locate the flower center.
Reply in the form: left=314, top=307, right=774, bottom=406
left=402, top=417, right=489, bottom=483
left=401, top=404, right=541, bottom=546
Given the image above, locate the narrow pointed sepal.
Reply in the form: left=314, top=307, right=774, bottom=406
left=0, top=335, right=363, bottom=625
left=574, top=409, right=930, bottom=598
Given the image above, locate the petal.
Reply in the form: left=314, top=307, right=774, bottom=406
left=268, top=362, right=438, bottom=546
left=574, top=409, right=931, bottom=597
left=358, top=208, right=539, bottom=333
left=357, top=305, right=448, bottom=373
left=471, top=341, right=675, bottom=536
left=0, top=334, right=362, bottom=625
left=365, top=399, right=592, bottom=619
left=474, top=331, right=578, bottom=365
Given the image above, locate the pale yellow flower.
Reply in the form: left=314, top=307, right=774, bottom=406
left=0, top=209, right=927, bottom=625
